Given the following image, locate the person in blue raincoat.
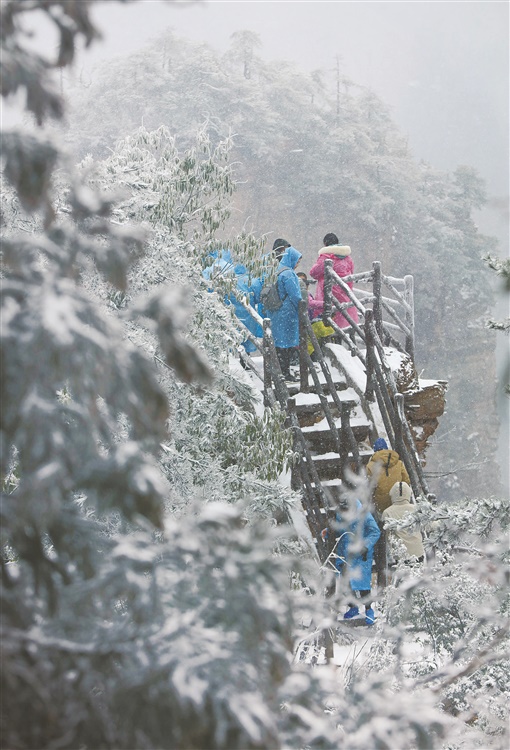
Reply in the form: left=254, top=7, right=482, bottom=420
left=202, top=249, right=234, bottom=290
left=325, top=500, right=381, bottom=625
left=263, top=245, right=303, bottom=381
left=203, top=252, right=264, bottom=358
left=226, top=263, right=264, bottom=354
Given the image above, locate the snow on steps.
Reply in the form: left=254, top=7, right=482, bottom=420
left=305, top=448, right=373, bottom=481
left=301, top=412, right=371, bottom=449
left=286, top=365, right=348, bottom=397
left=294, top=388, right=359, bottom=428
left=292, top=386, right=358, bottom=406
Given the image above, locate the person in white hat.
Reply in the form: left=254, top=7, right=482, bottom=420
left=382, top=481, right=425, bottom=564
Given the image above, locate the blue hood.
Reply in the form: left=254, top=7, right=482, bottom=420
left=234, top=263, right=248, bottom=277
left=202, top=249, right=235, bottom=281
left=207, top=248, right=233, bottom=263
left=373, top=437, right=388, bottom=452
left=220, top=249, right=233, bottom=264
left=279, top=246, right=301, bottom=270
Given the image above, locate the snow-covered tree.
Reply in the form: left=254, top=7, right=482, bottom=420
left=2, top=4, right=508, bottom=750
left=484, top=252, right=510, bottom=395
left=73, top=122, right=301, bottom=529
left=0, top=4, right=307, bottom=748
left=375, top=495, right=510, bottom=744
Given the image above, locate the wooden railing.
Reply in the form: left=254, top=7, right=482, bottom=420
left=321, top=261, right=433, bottom=502
left=213, top=260, right=433, bottom=566
left=260, top=319, right=333, bottom=560
left=322, top=259, right=415, bottom=361
left=231, top=298, right=362, bottom=562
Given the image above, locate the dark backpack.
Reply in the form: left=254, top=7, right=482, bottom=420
left=260, top=268, right=288, bottom=313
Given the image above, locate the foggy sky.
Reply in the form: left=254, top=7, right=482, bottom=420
left=79, top=1, right=509, bottom=200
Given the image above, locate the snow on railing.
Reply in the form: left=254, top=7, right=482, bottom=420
left=323, top=260, right=415, bottom=361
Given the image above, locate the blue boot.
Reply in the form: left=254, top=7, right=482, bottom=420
left=365, top=607, right=376, bottom=626
left=343, top=606, right=359, bottom=619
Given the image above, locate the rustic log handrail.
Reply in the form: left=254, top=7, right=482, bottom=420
left=363, top=311, right=432, bottom=500
left=367, top=313, right=424, bottom=496
left=319, top=263, right=428, bottom=500
left=322, top=259, right=415, bottom=359
left=262, top=319, right=335, bottom=559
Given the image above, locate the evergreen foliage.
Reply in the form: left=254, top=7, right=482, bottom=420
left=378, top=495, right=509, bottom=741
left=0, top=4, right=302, bottom=747
left=484, top=253, right=510, bottom=394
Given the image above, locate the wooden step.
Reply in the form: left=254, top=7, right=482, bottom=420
left=284, top=364, right=347, bottom=396
left=295, top=388, right=359, bottom=426
left=304, top=365, right=348, bottom=395
left=302, top=415, right=371, bottom=452
left=305, top=449, right=372, bottom=481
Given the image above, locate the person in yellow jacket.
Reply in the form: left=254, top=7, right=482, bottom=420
left=366, top=438, right=411, bottom=514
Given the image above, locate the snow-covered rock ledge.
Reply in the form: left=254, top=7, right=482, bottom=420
left=386, top=348, right=448, bottom=459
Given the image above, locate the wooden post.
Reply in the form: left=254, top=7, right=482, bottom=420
left=404, top=274, right=415, bottom=362
left=364, top=310, right=375, bottom=402
left=298, top=299, right=309, bottom=393
left=340, top=402, right=359, bottom=475
left=324, top=627, right=335, bottom=663
left=289, top=397, right=301, bottom=493
left=262, top=320, right=273, bottom=407
left=366, top=314, right=394, bottom=428
left=374, top=526, right=388, bottom=589
left=395, top=393, right=432, bottom=500
left=372, top=261, right=384, bottom=342
left=393, top=394, right=405, bottom=459
left=323, top=259, right=334, bottom=326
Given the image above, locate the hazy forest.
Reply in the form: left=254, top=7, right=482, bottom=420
left=60, top=26, right=505, bottom=503
left=1, top=2, right=509, bottom=750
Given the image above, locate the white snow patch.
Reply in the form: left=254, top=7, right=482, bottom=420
left=418, top=378, right=445, bottom=388
left=327, top=344, right=367, bottom=391
left=384, top=347, right=407, bottom=371
left=332, top=637, right=372, bottom=668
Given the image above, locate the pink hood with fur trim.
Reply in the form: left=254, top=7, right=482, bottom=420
left=309, top=245, right=358, bottom=329
left=318, top=245, right=351, bottom=257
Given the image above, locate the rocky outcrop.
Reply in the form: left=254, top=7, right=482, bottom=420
left=404, top=379, right=448, bottom=457
left=386, top=348, right=448, bottom=461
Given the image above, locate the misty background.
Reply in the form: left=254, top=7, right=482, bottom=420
left=83, top=0, right=510, bottom=491
left=6, top=0, right=508, bottom=489
left=10, top=0, right=509, bottom=242
left=81, top=1, right=509, bottom=242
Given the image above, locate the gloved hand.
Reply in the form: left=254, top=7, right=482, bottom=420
left=361, top=546, right=369, bottom=562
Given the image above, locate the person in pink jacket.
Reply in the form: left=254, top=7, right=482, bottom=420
left=309, top=233, right=359, bottom=329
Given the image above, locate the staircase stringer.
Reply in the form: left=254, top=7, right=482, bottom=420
left=261, top=320, right=335, bottom=561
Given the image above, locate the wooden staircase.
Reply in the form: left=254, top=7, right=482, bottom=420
left=292, top=371, right=371, bottom=480
left=293, top=362, right=373, bottom=538
left=250, top=339, right=377, bottom=559
left=230, top=260, right=444, bottom=565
